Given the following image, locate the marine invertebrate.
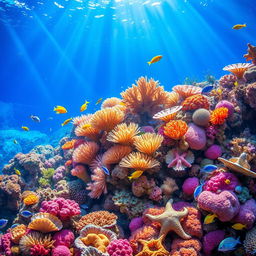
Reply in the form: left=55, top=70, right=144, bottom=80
left=182, top=94, right=209, bottom=111
left=72, top=142, right=99, bottom=165
left=129, top=217, right=144, bottom=233
left=87, top=167, right=107, bottom=199
left=153, top=106, right=182, bottom=122
left=133, top=133, right=163, bottom=155
left=182, top=177, right=199, bottom=196
left=219, top=74, right=237, bottom=88
left=107, top=123, right=140, bottom=145
left=101, top=97, right=122, bottom=108
left=184, top=123, right=206, bottom=150
left=52, top=245, right=71, bottom=256
left=203, top=230, right=225, bottom=256
left=192, top=108, right=210, bottom=126
left=215, top=100, right=234, bottom=115
left=53, top=229, right=75, bottom=247
left=165, top=91, right=180, bottom=107
left=10, top=224, right=27, bottom=244
left=91, top=107, right=125, bottom=131
left=161, top=177, right=178, bottom=197
left=164, top=120, right=188, bottom=140
left=75, top=119, right=101, bottom=141
left=223, top=63, right=253, bottom=79
left=145, top=199, right=191, bottom=239
left=244, top=226, right=256, bottom=255
left=53, top=166, right=66, bottom=182
left=71, top=165, right=90, bottom=183
left=210, top=107, right=229, bottom=125
left=245, top=82, right=256, bottom=110
left=28, top=212, right=63, bottom=233
left=165, top=148, right=194, bottom=171
left=1, top=232, right=12, bottom=256
left=107, top=239, right=133, bottom=256
left=172, top=85, right=202, bottom=99
left=22, top=191, right=40, bottom=205
left=204, top=144, right=222, bottom=159
left=19, top=232, right=54, bottom=255
left=170, top=238, right=202, bottom=256
left=244, top=43, right=256, bottom=65
left=132, top=175, right=156, bottom=197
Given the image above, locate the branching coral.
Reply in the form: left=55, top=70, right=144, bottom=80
left=244, top=43, right=256, bottom=65
left=164, top=120, right=188, bottom=140
left=210, top=107, right=229, bottom=125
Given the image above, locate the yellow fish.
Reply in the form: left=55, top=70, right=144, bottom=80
left=147, top=55, right=162, bottom=65
left=95, top=98, right=103, bottom=105
left=204, top=213, right=218, bottom=224
left=232, top=223, right=246, bottom=230
left=54, top=106, right=67, bottom=114
left=225, top=179, right=231, bottom=185
left=80, top=101, right=89, bottom=112
left=128, top=170, right=144, bottom=180
left=14, top=168, right=21, bottom=176
left=119, top=101, right=126, bottom=106
left=217, top=88, right=222, bottom=94
left=82, top=124, right=91, bottom=129
left=21, top=126, right=29, bottom=131
left=234, top=81, right=238, bottom=87
left=13, top=139, right=18, bottom=144
left=232, top=24, right=246, bottom=30
left=61, top=118, right=72, bottom=126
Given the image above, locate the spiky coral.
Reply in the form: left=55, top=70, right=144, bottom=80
left=210, top=107, right=229, bottom=125
left=164, top=120, right=188, bottom=140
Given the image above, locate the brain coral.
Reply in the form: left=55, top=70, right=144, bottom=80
left=182, top=94, right=209, bottom=111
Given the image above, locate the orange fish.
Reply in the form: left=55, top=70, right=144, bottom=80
left=62, top=140, right=76, bottom=150
left=65, top=160, right=72, bottom=166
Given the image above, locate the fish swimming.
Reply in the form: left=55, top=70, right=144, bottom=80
left=80, top=101, right=89, bottom=112
left=14, top=168, right=21, bottom=176
left=232, top=223, right=246, bottom=230
left=218, top=237, right=241, bottom=252
left=128, top=170, right=144, bottom=180
left=200, top=164, right=218, bottom=173
left=21, top=126, right=29, bottom=131
left=0, top=219, right=8, bottom=229
left=194, top=184, right=204, bottom=200
left=201, top=85, right=214, bottom=94
left=204, top=213, right=218, bottom=224
left=147, top=55, right=162, bottom=65
left=13, top=139, right=18, bottom=144
left=61, top=118, right=72, bottom=126
left=80, top=204, right=89, bottom=210
left=11, top=223, right=19, bottom=229
left=225, top=179, right=231, bottom=184
left=30, top=115, right=40, bottom=122
left=20, top=210, right=33, bottom=218
left=95, top=98, right=103, bottom=105
left=232, top=24, right=246, bottom=30
left=65, top=160, right=72, bottom=166
left=101, top=166, right=110, bottom=175
left=54, top=106, right=67, bottom=114
left=82, top=124, right=91, bottom=129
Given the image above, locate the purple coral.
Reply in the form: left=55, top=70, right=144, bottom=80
left=219, top=74, right=237, bottom=88
left=184, top=123, right=206, bottom=150
left=205, top=125, right=218, bottom=140
left=203, top=230, right=225, bottom=255
left=245, top=82, right=256, bottom=110
left=53, top=166, right=66, bottom=182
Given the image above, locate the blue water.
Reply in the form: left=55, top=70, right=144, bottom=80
left=0, top=0, right=256, bottom=166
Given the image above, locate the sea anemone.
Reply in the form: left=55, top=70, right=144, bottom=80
left=90, top=107, right=125, bottom=131
left=10, top=224, right=27, bottom=244
left=133, top=133, right=163, bottom=155
left=75, top=119, right=101, bottom=141
left=101, top=97, right=122, bottom=108
left=173, top=85, right=202, bottom=99
left=107, top=123, right=140, bottom=145
left=86, top=167, right=107, bottom=199
left=210, top=107, right=229, bottom=125
left=182, top=94, right=210, bottom=111
left=71, top=165, right=90, bottom=183
left=164, top=120, right=188, bottom=140
left=22, top=191, right=39, bottom=206
left=119, top=152, right=160, bottom=171
left=72, top=142, right=99, bottom=165
left=153, top=106, right=182, bottom=122
left=223, top=63, right=253, bottom=79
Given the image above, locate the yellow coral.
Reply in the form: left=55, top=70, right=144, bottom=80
left=81, top=233, right=110, bottom=253
left=23, top=193, right=39, bottom=206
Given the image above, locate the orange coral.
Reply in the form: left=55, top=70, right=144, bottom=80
left=165, top=91, right=180, bottom=107
left=102, top=145, right=133, bottom=167
left=223, top=63, right=253, bottom=79
left=121, top=77, right=170, bottom=115
left=134, top=133, right=163, bottom=155
left=119, top=152, right=160, bottom=171
left=23, top=192, right=39, bottom=206
left=10, top=224, right=27, bottom=244
left=153, top=106, right=182, bottom=122
left=164, top=120, right=188, bottom=140
left=75, top=211, right=117, bottom=231
left=75, top=119, right=100, bottom=141
left=173, top=85, right=202, bottom=99
left=101, top=97, right=122, bottom=108
left=90, top=107, right=125, bottom=131
left=107, top=123, right=140, bottom=145
left=170, top=238, right=202, bottom=256
left=142, top=207, right=165, bottom=229
left=71, top=165, right=90, bottom=183
left=182, top=95, right=209, bottom=111
left=244, top=43, right=256, bottom=65
left=81, top=233, right=110, bottom=253
left=72, top=142, right=99, bottom=165
left=62, top=139, right=76, bottom=150
left=210, top=107, right=229, bottom=125
left=72, top=114, right=90, bottom=126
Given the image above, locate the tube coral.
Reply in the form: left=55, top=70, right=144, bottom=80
left=75, top=119, right=101, bottom=141
left=210, top=107, right=229, bottom=125
left=164, top=120, right=188, bottom=140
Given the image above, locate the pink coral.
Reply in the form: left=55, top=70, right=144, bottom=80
left=219, top=74, right=237, bottom=88
left=149, top=186, right=162, bottom=201
left=215, top=100, right=234, bottom=116
left=204, top=172, right=239, bottom=193
left=182, top=177, right=199, bottom=196
left=40, top=197, right=81, bottom=221
left=205, top=125, right=218, bottom=140
left=203, top=230, right=225, bottom=256
left=198, top=190, right=240, bottom=221
left=53, top=230, right=75, bottom=247
left=0, top=233, right=12, bottom=256
left=51, top=245, right=71, bottom=256
left=158, top=126, right=174, bottom=146
left=204, top=145, right=222, bottom=160
left=107, top=239, right=133, bottom=256
left=71, top=165, right=89, bottom=183
left=184, top=123, right=206, bottom=150
left=30, top=244, right=49, bottom=256
left=129, top=217, right=144, bottom=233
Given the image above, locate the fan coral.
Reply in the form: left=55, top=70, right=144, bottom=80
left=223, top=63, right=253, bottom=79
left=23, top=191, right=39, bottom=205
left=203, top=230, right=225, bottom=256
left=119, top=152, right=160, bottom=171
left=244, top=43, right=256, bottom=65
left=75, top=211, right=118, bottom=232
left=28, top=212, right=63, bottom=233
left=101, top=97, right=122, bottom=108
left=121, top=77, right=170, bottom=115
left=10, top=224, right=27, bottom=244
left=19, top=232, right=54, bottom=255
left=170, top=238, right=202, bottom=256
left=87, top=167, right=107, bottom=199
left=72, top=142, right=99, bottom=165
left=102, top=145, right=133, bottom=167
left=53, top=229, right=75, bottom=247
left=172, top=85, right=202, bottom=99
left=165, top=91, right=180, bottom=107
left=244, top=226, right=256, bottom=255
left=153, top=106, right=182, bottom=122
left=91, top=107, right=125, bottom=131
left=192, top=108, right=210, bottom=126
left=107, top=239, right=133, bottom=256
left=164, top=120, right=188, bottom=140
left=107, top=123, right=140, bottom=145
left=62, top=139, right=76, bottom=150
left=219, top=74, right=237, bottom=88
left=133, top=133, right=163, bottom=155
left=75, top=119, right=101, bottom=141
left=210, top=107, right=229, bottom=125
left=71, top=165, right=90, bottom=183
left=182, top=94, right=209, bottom=111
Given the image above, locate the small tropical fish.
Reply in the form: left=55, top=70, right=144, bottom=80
left=218, top=237, right=241, bottom=252
left=235, top=185, right=242, bottom=193
left=119, top=101, right=126, bottom=106
left=14, top=168, right=21, bottom=176
left=11, top=223, right=19, bottom=229
left=147, top=55, right=162, bottom=65
left=194, top=184, right=204, bottom=200
left=201, top=85, right=214, bottom=94
left=216, top=88, right=222, bottom=94
left=80, top=101, right=89, bottom=112
left=232, top=24, right=246, bottom=30
left=128, top=170, right=144, bottom=180
left=232, top=223, right=246, bottom=230
left=21, top=126, right=29, bottom=131
left=95, top=98, right=103, bottom=105
left=20, top=210, right=33, bottom=218
left=0, top=219, right=8, bottom=229
left=204, top=213, right=218, bottom=224
left=13, top=139, right=18, bottom=144
left=82, top=124, right=91, bottom=129
left=30, top=115, right=40, bottom=122
left=54, top=106, right=67, bottom=114
left=61, top=118, right=72, bottom=126
left=234, top=81, right=239, bottom=87
left=80, top=204, right=89, bottom=210
left=225, top=179, right=231, bottom=185
left=101, top=166, right=110, bottom=175
left=65, top=160, right=72, bottom=166
left=200, top=164, right=218, bottom=173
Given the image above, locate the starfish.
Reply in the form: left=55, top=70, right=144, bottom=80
left=145, top=199, right=191, bottom=239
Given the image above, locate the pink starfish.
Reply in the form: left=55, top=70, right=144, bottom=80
left=166, top=149, right=194, bottom=171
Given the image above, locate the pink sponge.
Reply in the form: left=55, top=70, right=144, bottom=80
left=107, top=239, right=133, bottom=256
left=204, top=145, right=222, bottom=160
left=198, top=190, right=240, bottom=221
left=51, top=245, right=71, bottom=256
left=53, top=229, right=75, bottom=247
left=185, top=123, right=206, bottom=150
left=129, top=217, right=144, bottom=233
left=40, top=197, right=81, bottom=221
left=182, top=177, right=199, bottom=196
left=203, top=230, right=225, bottom=255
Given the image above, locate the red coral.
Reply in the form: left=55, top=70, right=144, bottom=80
left=30, top=244, right=50, bottom=256
left=170, top=238, right=202, bottom=256
left=182, top=95, right=209, bottom=111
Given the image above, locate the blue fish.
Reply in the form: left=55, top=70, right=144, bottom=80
left=218, top=237, right=241, bottom=252
left=194, top=184, right=204, bottom=200
left=20, top=210, right=33, bottom=218
left=101, top=166, right=110, bottom=175
left=235, top=186, right=243, bottom=193
left=11, top=223, right=19, bottom=229
left=80, top=204, right=89, bottom=210
left=0, top=219, right=8, bottom=229
left=201, top=85, right=214, bottom=94
left=200, top=164, right=218, bottom=173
